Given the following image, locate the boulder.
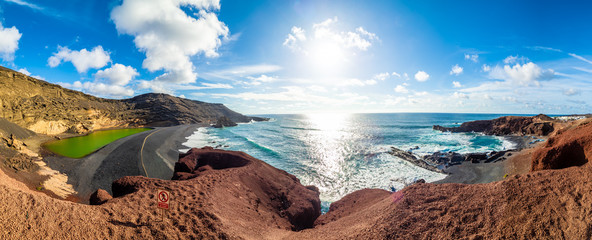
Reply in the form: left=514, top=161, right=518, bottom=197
left=213, top=116, right=237, bottom=128
left=465, top=153, right=487, bottom=163
left=89, top=189, right=112, bottom=205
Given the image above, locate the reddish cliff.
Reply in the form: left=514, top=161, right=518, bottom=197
left=531, top=120, right=592, bottom=171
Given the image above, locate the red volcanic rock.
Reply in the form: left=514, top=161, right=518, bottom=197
left=172, top=146, right=250, bottom=180
left=531, top=120, right=592, bottom=171
left=434, top=114, right=556, bottom=136
left=89, top=189, right=112, bottom=205
left=121, top=147, right=321, bottom=232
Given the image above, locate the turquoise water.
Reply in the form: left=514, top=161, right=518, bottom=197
left=180, top=113, right=529, bottom=210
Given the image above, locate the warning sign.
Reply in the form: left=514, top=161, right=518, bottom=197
left=157, top=190, right=170, bottom=210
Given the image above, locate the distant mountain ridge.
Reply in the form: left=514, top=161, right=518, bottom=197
left=0, top=66, right=264, bottom=135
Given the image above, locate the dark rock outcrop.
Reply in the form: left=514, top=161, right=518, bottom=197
left=89, top=189, right=112, bottom=205
left=388, top=147, right=444, bottom=173
left=389, top=147, right=513, bottom=172
left=433, top=114, right=555, bottom=136
left=212, top=116, right=237, bottom=128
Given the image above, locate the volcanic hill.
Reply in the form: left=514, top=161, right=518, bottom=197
left=0, top=66, right=263, bottom=135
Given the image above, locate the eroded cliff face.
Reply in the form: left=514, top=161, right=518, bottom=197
left=531, top=120, right=592, bottom=171
left=0, top=67, right=135, bottom=135
left=0, top=66, right=263, bottom=135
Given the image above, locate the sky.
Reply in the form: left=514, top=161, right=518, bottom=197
left=0, top=0, right=591, bottom=115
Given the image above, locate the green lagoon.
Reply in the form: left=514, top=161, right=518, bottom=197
left=44, top=128, right=152, bottom=158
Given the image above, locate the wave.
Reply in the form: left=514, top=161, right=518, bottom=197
left=231, top=134, right=283, bottom=159
left=377, top=125, right=430, bottom=130
left=280, top=126, right=321, bottom=131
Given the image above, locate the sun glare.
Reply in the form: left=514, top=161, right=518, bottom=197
left=306, top=113, right=350, bottom=132
left=308, top=40, right=347, bottom=76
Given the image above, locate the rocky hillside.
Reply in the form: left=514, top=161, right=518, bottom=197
left=123, top=93, right=266, bottom=127
left=0, top=66, right=262, bottom=135
left=433, top=114, right=556, bottom=136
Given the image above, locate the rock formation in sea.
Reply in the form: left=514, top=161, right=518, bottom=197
left=433, top=114, right=556, bottom=136
left=212, top=116, right=238, bottom=128
left=0, top=66, right=265, bottom=135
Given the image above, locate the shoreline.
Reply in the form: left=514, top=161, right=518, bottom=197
left=434, top=135, right=544, bottom=184
left=37, top=124, right=203, bottom=202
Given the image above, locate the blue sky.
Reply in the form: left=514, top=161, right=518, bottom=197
left=0, top=0, right=591, bottom=115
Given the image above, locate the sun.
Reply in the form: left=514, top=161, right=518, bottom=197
left=307, top=39, right=347, bottom=76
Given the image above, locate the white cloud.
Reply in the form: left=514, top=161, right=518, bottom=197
left=0, top=23, right=22, bottom=62
left=111, top=0, right=229, bottom=84
left=482, top=64, right=491, bottom=72
left=213, top=86, right=332, bottom=102
left=283, top=26, right=306, bottom=52
left=374, top=72, right=390, bottom=81
left=94, top=64, right=138, bottom=86
left=464, top=54, right=478, bottom=62
left=529, top=46, right=562, bottom=52
left=573, top=67, right=592, bottom=74
left=17, top=68, right=30, bottom=75
left=283, top=16, right=378, bottom=56
left=31, top=75, right=45, bottom=80
left=403, top=73, right=409, bottom=81
left=453, top=92, right=468, bottom=99
left=489, top=62, right=554, bottom=87
left=4, top=0, right=43, bottom=10
left=569, top=53, right=592, bottom=65
left=59, top=81, right=134, bottom=98
left=394, top=85, right=408, bottom=93
left=137, top=81, right=232, bottom=93
left=18, top=68, right=44, bottom=80
left=563, top=88, right=581, bottom=96
left=308, top=85, right=327, bottom=92
left=503, top=55, right=518, bottom=64
left=503, top=55, right=529, bottom=65
left=196, top=82, right=233, bottom=89
left=450, top=64, right=463, bottom=75
left=392, top=72, right=401, bottom=78
left=204, top=64, right=282, bottom=81
left=452, top=81, right=462, bottom=88
left=341, top=78, right=377, bottom=86
left=48, top=46, right=111, bottom=73
left=245, top=74, right=276, bottom=85
left=414, top=71, right=429, bottom=82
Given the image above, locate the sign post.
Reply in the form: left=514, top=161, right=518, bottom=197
left=157, top=190, right=170, bottom=221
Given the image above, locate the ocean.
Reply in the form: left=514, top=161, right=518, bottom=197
left=180, top=113, right=526, bottom=211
